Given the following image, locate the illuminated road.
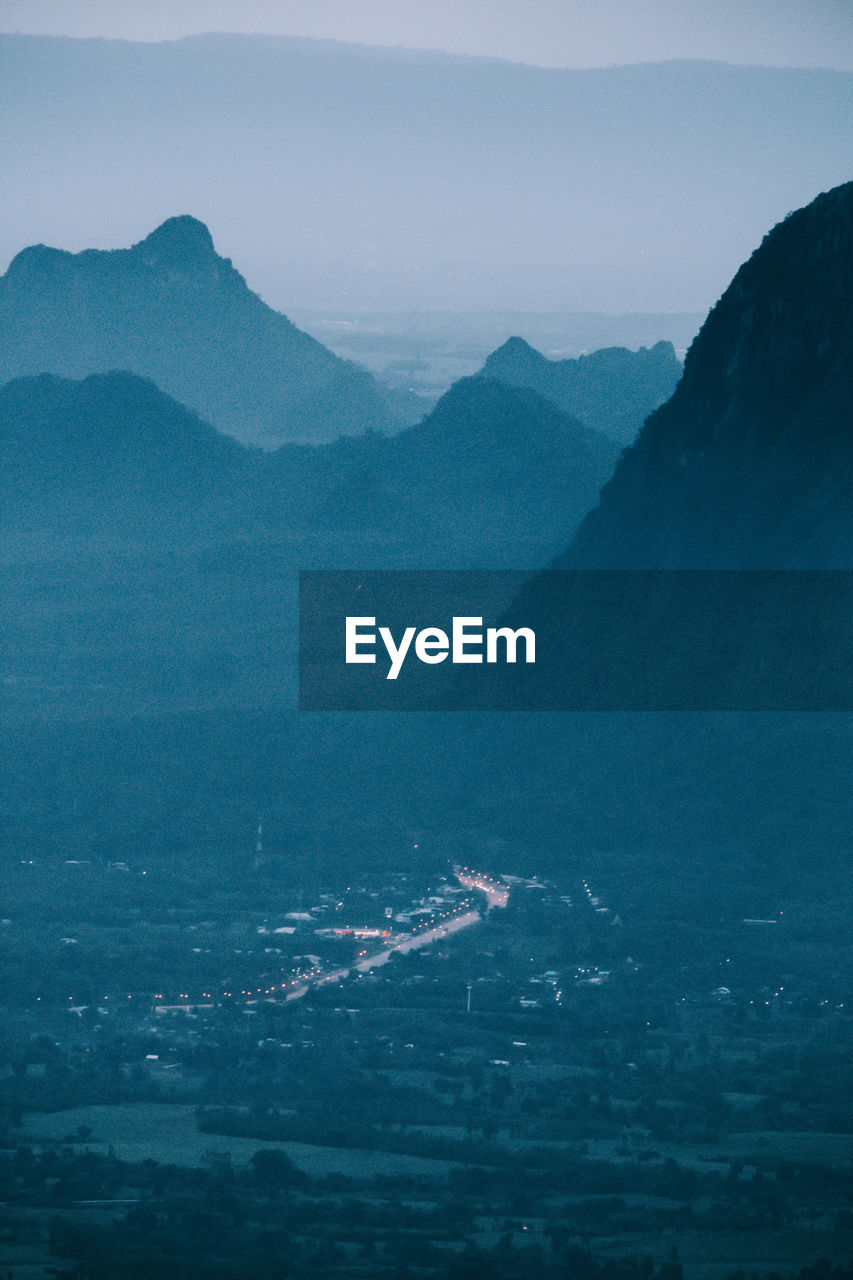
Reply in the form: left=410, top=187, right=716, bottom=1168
left=285, top=910, right=481, bottom=1000
left=284, top=868, right=509, bottom=1002
left=455, top=869, right=510, bottom=909
left=354, top=909, right=482, bottom=971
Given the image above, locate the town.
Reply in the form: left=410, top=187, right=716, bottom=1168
left=0, top=853, right=849, bottom=1278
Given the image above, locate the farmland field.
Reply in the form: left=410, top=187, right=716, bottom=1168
left=19, top=1103, right=453, bottom=1178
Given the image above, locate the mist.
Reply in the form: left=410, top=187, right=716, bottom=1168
left=1, top=35, right=851, bottom=313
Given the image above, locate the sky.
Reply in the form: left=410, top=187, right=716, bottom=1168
left=1, top=1, right=850, bottom=315
left=0, top=0, right=851, bottom=70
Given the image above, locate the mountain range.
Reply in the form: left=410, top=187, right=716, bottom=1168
left=3, top=181, right=853, bottom=896
left=480, top=337, right=681, bottom=445
left=2, top=36, right=851, bottom=313
left=5, top=182, right=853, bottom=717
left=0, top=366, right=619, bottom=569
left=0, top=216, right=416, bottom=447
left=0, top=212, right=685, bottom=457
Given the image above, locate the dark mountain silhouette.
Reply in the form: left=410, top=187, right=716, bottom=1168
left=481, top=338, right=681, bottom=445
left=1, top=368, right=618, bottom=569
left=476, top=183, right=853, bottom=712
left=314, top=377, right=620, bottom=564
left=560, top=181, right=853, bottom=569
left=0, top=216, right=407, bottom=447
left=5, top=189, right=853, bottom=908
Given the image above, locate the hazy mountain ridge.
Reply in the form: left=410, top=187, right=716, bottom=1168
left=312, top=376, right=620, bottom=561
left=0, top=367, right=618, bottom=568
left=4, top=184, right=853, bottom=908
left=481, top=337, right=681, bottom=444
left=2, top=36, right=851, bottom=312
left=0, top=216, right=408, bottom=448
left=0, top=364, right=619, bottom=724
left=561, top=181, right=853, bottom=569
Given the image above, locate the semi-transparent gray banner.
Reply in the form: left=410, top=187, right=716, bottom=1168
left=299, top=570, right=853, bottom=711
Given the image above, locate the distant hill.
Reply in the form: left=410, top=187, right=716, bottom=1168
left=2, top=38, right=851, bottom=313
left=0, top=371, right=254, bottom=553
left=481, top=338, right=681, bottom=445
left=561, top=181, right=853, bottom=569
left=0, top=216, right=408, bottom=447
left=313, top=376, right=620, bottom=564
left=1, top=368, right=618, bottom=569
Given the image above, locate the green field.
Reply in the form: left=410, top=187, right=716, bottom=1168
left=19, top=1103, right=453, bottom=1179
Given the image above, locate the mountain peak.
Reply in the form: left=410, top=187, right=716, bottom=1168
left=0, top=218, right=398, bottom=446
left=493, top=336, right=537, bottom=358
left=483, top=336, right=543, bottom=373
left=136, top=215, right=217, bottom=265
left=480, top=335, right=682, bottom=446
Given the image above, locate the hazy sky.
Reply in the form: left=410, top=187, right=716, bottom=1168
left=0, top=0, right=851, bottom=70
left=2, top=2, right=850, bottom=314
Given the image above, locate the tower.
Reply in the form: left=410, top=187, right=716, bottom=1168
left=253, top=815, right=263, bottom=872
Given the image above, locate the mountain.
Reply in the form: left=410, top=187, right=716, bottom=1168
left=471, top=183, right=853, bottom=711
left=1, top=367, right=620, bottom=722
left=481, top=337, right=681, bottom=445
left=0, top=216, right=404, bottom=447
left=560, top=181, right=853, bottom=569
left=0, top=370, right=254, bottom=553
left=1, top=368, right=619, bottom=569
left=2, top=37, right=851, bottom=314
left=315, top=377, right=620, bottom=564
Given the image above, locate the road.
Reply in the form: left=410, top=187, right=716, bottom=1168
left=354, top=908, right=482, bottom=971
left=455, top=869, right=510, bottom=909
left=285, top=869, right=509, bottom=1001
